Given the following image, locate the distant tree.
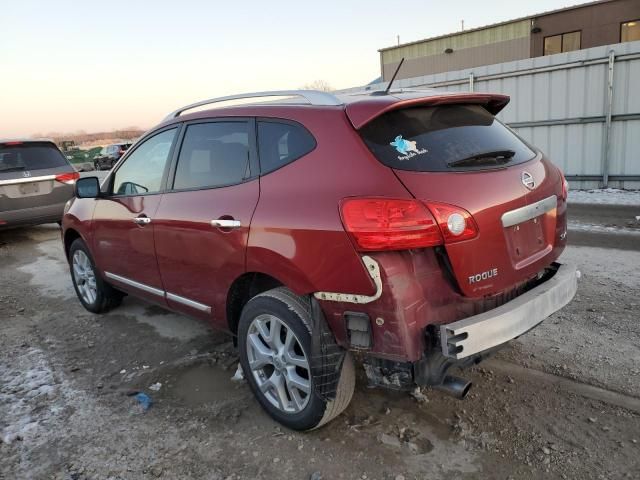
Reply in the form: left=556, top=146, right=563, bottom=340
left=301, top=80, right=334, bottom=92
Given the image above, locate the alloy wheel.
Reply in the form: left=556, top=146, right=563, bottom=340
left=246, top=314, right=311, bottom=414
left=72, top=250, right=97, bottom=305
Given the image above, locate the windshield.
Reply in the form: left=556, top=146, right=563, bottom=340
left=360, top=104, right=536, bottom=172
left=0, top=142, right=69, bottom=172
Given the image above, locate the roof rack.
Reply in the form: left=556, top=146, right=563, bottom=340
left=163, top=90, right=343, bottom=121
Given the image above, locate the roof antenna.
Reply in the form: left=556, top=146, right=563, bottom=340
left=385, top=57, right=405, bottom=94
left=373, top=57, right=405, bottom=96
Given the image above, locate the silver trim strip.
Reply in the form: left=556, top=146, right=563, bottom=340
left=501, top=195, right=557, bottom=228
left=440, top=263, right=579, bottom=359
left=166, top=292, right=212, bottom=313
left=313, top=256, right=382, bottom=304
left=164, top=90, right=343, bottom=120
left=0, top=174, right=56, bottom=187
left=104, top=272, right=165, bottom=297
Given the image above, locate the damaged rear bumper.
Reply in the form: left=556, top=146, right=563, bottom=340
left=440, top=262, right=579, bottom=360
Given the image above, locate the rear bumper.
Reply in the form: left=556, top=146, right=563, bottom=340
left=440, top=262, right=578, bottom=359
left=0, top=203, right=66, bottom=228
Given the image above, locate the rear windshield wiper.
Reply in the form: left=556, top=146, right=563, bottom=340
left=448, top=150, right=515, bottom=168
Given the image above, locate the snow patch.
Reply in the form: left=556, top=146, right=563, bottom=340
left=0, top=348, right=60, bottom=444
left=569, top=188, right=640, bottom=206
left=17, top=239, right=74, bottom=299
left=568, top=220, right=640, bottom=235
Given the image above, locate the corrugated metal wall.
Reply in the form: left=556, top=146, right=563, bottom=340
left=346, top=40, right=640, bottom=189
left=380, top=20, right=531, bottom=64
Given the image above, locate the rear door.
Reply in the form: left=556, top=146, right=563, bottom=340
left=154, top=119, right=259, bottom=324
left=0, top=141, right=77, bottom=224
left=359, top=104, right=564, bottom=297
left=91, top=127, right=179, bottom=304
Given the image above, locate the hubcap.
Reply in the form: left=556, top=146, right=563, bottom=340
left=72, top=250, right=97, bottom=305
left=246, top=314, right=311, bottom=414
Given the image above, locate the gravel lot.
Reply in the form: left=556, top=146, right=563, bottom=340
left=1, top=205, right=639, bottom=479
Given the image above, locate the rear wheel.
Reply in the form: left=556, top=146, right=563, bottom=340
left=69, top=238, right=123, bottom=313
left=238, top=287, right=355, bottom=431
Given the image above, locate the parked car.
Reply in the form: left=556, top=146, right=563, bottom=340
left=1, top=139, right=79, bottom=229
left=62, top=89, right=577, bottom=430
left=93, top=143, right=131, bottom=170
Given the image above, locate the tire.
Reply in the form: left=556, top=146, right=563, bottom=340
left=238, top=287, right=355, bottom=431
left=69, top=238, right=123, bottom=313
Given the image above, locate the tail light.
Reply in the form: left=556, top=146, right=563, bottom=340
left=426, top=202, right=479, bottom=243
left=55, top=172, right=80, bottom=185
left=340, top=198, right=443, bottom=251
left=560, top=170, right=569, bottom=201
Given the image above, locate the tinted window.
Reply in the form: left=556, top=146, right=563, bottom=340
left=360, top=104, right=536, bottom=172
left=544, top=31, right=581, bottom=55
left=113, top=128, right=177, bottom=196
left=257, top=121, right=316, bottom=174
left=0, top=142, right=68, bottom=172
left=173, top=122, right=250, bottom=190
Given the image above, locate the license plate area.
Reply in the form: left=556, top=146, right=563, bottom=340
left=504, top=215, right=551, bottom=268
left=19, top=182, right=40, bottom=195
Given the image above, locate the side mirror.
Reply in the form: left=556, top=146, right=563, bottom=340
left=75, top=176, right=100, bottom=198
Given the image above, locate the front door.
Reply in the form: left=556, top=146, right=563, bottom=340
left=92, top=127, right=179, bottom=304
left=154, top=120, right=259, bottom=325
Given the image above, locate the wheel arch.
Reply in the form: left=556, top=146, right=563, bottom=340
left=226, top=272, right=284, bottom=336
left=63, top=228, right=83, bottom=261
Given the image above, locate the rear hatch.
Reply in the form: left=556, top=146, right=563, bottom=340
left=356, top=98, right=565, bottom=298
left=0, top=141, right=78, bottom=216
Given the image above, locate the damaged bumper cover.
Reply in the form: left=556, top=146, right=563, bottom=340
left=441, top=262, right=579, bottom=360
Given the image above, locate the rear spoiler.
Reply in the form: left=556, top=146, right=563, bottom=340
left=345, top=93, right=510, bottom=129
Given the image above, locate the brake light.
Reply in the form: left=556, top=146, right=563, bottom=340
left=55, top=172, right=80, bottom=185
left=425, top=202, right=479, bottom=243
left=2, top=141, right=23, bottom=146
left=340, top=198, right=443, bottom=251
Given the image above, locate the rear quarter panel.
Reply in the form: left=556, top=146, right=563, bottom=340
left=246, top=108, right=412, bottom=296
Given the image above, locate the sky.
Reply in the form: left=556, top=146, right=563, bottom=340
left=2, top=0, right=588, bottom=137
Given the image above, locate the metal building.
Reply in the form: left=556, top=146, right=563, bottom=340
left=380, top=0, right=640, bottom=81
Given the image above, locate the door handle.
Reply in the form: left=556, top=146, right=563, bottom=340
left=133, top=216, right=152, bottom=225
left=210, top=219, right=241, bottom=229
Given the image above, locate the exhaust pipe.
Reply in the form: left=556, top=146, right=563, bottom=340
left=433, top=375, right=472, bottom=399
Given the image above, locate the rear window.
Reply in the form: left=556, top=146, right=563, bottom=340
left=360, top=104, right=536, bottom=172
left=0, top=142, right=69, bottom=172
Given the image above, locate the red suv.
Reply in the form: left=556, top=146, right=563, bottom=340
left=62, top=90, right=578, bottom=430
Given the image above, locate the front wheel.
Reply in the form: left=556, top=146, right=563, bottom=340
left=69, top=238, right=123, bottom=313
left=238, top=287, right=355, bottom=431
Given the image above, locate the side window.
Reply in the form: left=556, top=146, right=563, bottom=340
left=257, top=121, right=316, bottom=174
left=112, top=128, right=177, bottom=196
left=173, top=122, right=250, bottom=190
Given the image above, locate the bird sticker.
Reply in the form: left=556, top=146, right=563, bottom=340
left=390, top=135, right=428, bottom=160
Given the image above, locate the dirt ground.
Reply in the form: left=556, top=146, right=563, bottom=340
left=1, top=213, right=639, bottom=479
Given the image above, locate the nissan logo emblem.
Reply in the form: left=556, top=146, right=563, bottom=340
left=521, top=171, right=535, bottom=190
